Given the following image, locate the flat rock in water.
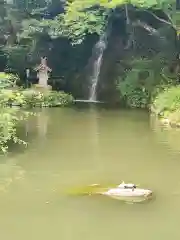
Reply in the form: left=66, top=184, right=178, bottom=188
left=74, top=99, right=104, bottom=104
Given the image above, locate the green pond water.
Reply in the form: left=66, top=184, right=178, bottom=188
left=0, top=104, right=180, bottom=240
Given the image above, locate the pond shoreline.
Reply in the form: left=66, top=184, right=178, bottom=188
left=150, top=86, right=180, bottom=129
left=0, top=88, right=74, bottom=153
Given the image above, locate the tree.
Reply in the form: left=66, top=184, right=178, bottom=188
left=48, top=0, right=177, bottom=44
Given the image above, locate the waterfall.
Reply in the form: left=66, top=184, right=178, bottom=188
left=89, top=33, right=107, bottom=101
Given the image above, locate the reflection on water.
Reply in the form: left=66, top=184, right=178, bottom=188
left=0, top=158, right=25, bottom=192
left=25, top=108, right=49, bottom=139
left=1, top=106, right=180, bottom=240
left=150, top=114, right=180, bottom=153
left=37, top=109, right=49, bottom=138
left=88, top=106, right=100, bottom=170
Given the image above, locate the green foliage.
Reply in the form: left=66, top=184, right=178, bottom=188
left=151, top=85, right=180, bottom=127
left=13, top=0, right=49, bottom=11
left=117, top=69, right=150, bottom=108
left=53, top=0, right=176, bottom=44
left=18, top=19, right=52, bottom=40
left=117, top=56, right=176, bottom=108
left=152, top=86, right=180, bottom=117
left=0, top=72, right=19, bottom=89
left=0, top=107, right=28, bottom=153
left=49, top=10, right=107, bottom=44
left=0, top=89, right=74, bottom=107
left=130, top=0, right=175, bottom=8
left=0, top=85, right=32, bottom=153
left=117, top=58, right=157, bottom=108
left=0, top=87, right=73, bottom=153
left=3, top=45, right=30, bottom=73
left=64, top=0, right=174, bottom=12
left=20, top=89, right=74, bottom=107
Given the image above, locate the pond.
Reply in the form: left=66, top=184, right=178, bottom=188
left=0, top=104, right=180, bottom=240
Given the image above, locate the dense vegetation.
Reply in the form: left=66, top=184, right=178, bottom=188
left=1, top=0, right=179, bottom=98
left=1, top=0, right=180, bottom=152
left=152, top=86, right=180, bottom=127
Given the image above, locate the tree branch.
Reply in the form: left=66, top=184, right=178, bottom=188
left=138, top=9, right=176, bottom=30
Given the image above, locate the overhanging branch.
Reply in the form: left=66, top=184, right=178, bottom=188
left=137, top=9, right=177, bottom=31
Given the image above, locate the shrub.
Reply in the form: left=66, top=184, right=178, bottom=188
left=0, top=72, right=19, bottom=89
left=117, top=69, right=151, bottom=108
left=0, top=107, right=29, bottom=153
left=0, top=89, right=74, bottom=107
left=117, top=57, right=176, bottom=109
left=152, top=86, right=180, bottom=117
left=22, top=89, right=74, bottom=107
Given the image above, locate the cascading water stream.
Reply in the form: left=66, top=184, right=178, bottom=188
left=88, top=33, right=108, bottom=101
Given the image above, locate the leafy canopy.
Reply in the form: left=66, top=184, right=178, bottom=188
left=48, top=0, right=176, bottom=44
left=64, top=0, right=173, bottom=11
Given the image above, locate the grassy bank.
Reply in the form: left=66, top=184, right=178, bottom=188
left=151, top=86, right=180, bottom=127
